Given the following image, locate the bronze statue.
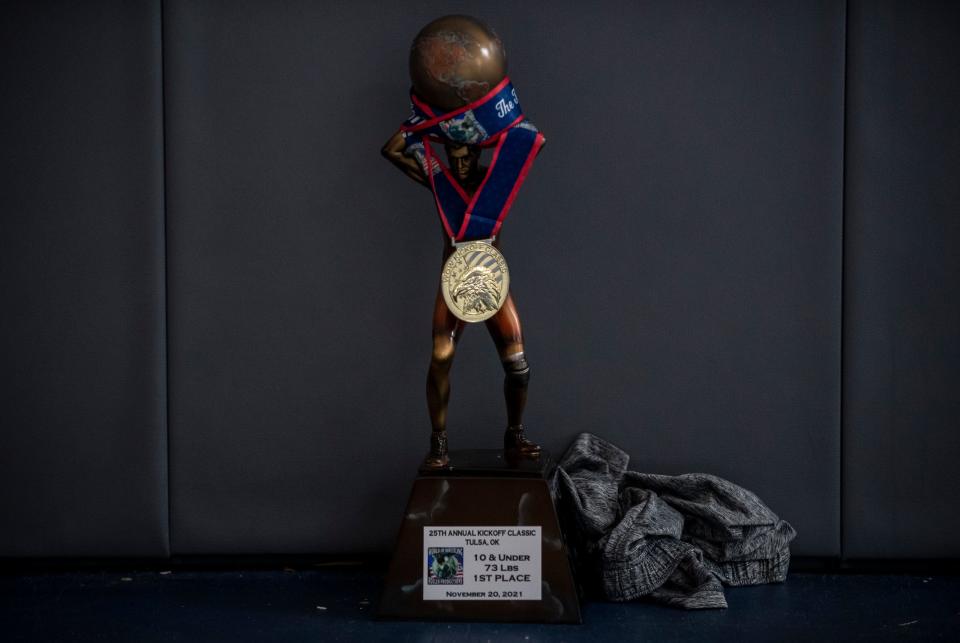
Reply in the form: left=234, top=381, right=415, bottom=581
left=382, top=15, right=545, bottom=468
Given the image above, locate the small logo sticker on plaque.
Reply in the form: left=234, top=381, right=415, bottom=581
left=422, top=526, right=542, bottom=601
left=426, top=547, right=464, bottom=585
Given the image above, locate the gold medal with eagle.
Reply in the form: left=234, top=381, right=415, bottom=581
left=441, top=239, right=510, bottom=323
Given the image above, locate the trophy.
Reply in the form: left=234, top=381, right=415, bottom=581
left=378, top=16, right=580, bottom=623
left=381, top=14, right=546, bottom=468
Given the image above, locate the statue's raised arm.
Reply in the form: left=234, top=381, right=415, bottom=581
left=381, top=129, right=429, bottom=188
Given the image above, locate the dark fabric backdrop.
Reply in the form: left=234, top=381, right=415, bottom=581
left=0, top=0, right=168, bottom=556
left=1, top=0, right=956, bottom=560
left=842, top=0, right=960, bottom=557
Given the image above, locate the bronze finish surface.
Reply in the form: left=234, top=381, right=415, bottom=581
left=382, top=16, right=543, bottom=468
left=409, top=15, right=507, bottom=111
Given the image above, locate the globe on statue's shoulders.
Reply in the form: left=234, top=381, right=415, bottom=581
left=409, top=14, right=507, bottom=112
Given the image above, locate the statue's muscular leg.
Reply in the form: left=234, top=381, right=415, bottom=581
left=486, top=293, right=541, bottom=456
left=425, top=285, right=465, bottom=467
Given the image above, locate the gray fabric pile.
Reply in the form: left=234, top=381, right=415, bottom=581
left=550, top=432, right=796, bottom=609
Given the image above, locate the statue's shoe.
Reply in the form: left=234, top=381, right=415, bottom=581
left=423, top=431, right=450, bottom=468
left=503, top=424, right=541, bottom=457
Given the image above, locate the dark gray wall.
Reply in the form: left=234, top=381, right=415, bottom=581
left=0, top=1, right=168, bottom=556
left=843, top=0, right=960, bottom=557
left=1, top=0, right=956, bottom=561
left=164, top=0, right=842, bottom=556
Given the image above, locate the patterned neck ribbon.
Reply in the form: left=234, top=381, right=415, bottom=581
left=400, top=77, right=545, bottom=242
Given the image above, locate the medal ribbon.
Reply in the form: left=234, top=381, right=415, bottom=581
left=400, top=77, right=545, bottom=242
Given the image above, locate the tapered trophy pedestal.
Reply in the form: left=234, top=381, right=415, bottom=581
left=378, top=449, right=581, bottom=623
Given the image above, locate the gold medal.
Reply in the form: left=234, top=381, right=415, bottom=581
left=441, top=239, right=510, bottom=323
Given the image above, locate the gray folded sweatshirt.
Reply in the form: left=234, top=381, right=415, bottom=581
left=550, top=432, right=796, bottom=609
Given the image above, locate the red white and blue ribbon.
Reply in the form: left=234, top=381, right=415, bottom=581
left=400, top=77, right=545, bottom=242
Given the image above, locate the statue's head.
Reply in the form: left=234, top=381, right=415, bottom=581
left=409, top=15, right=507, bottom=112
left=444, top=143, right=481, bottom=185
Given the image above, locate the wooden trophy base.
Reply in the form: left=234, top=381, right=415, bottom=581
left=377, top=449, right=582, bottom=623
